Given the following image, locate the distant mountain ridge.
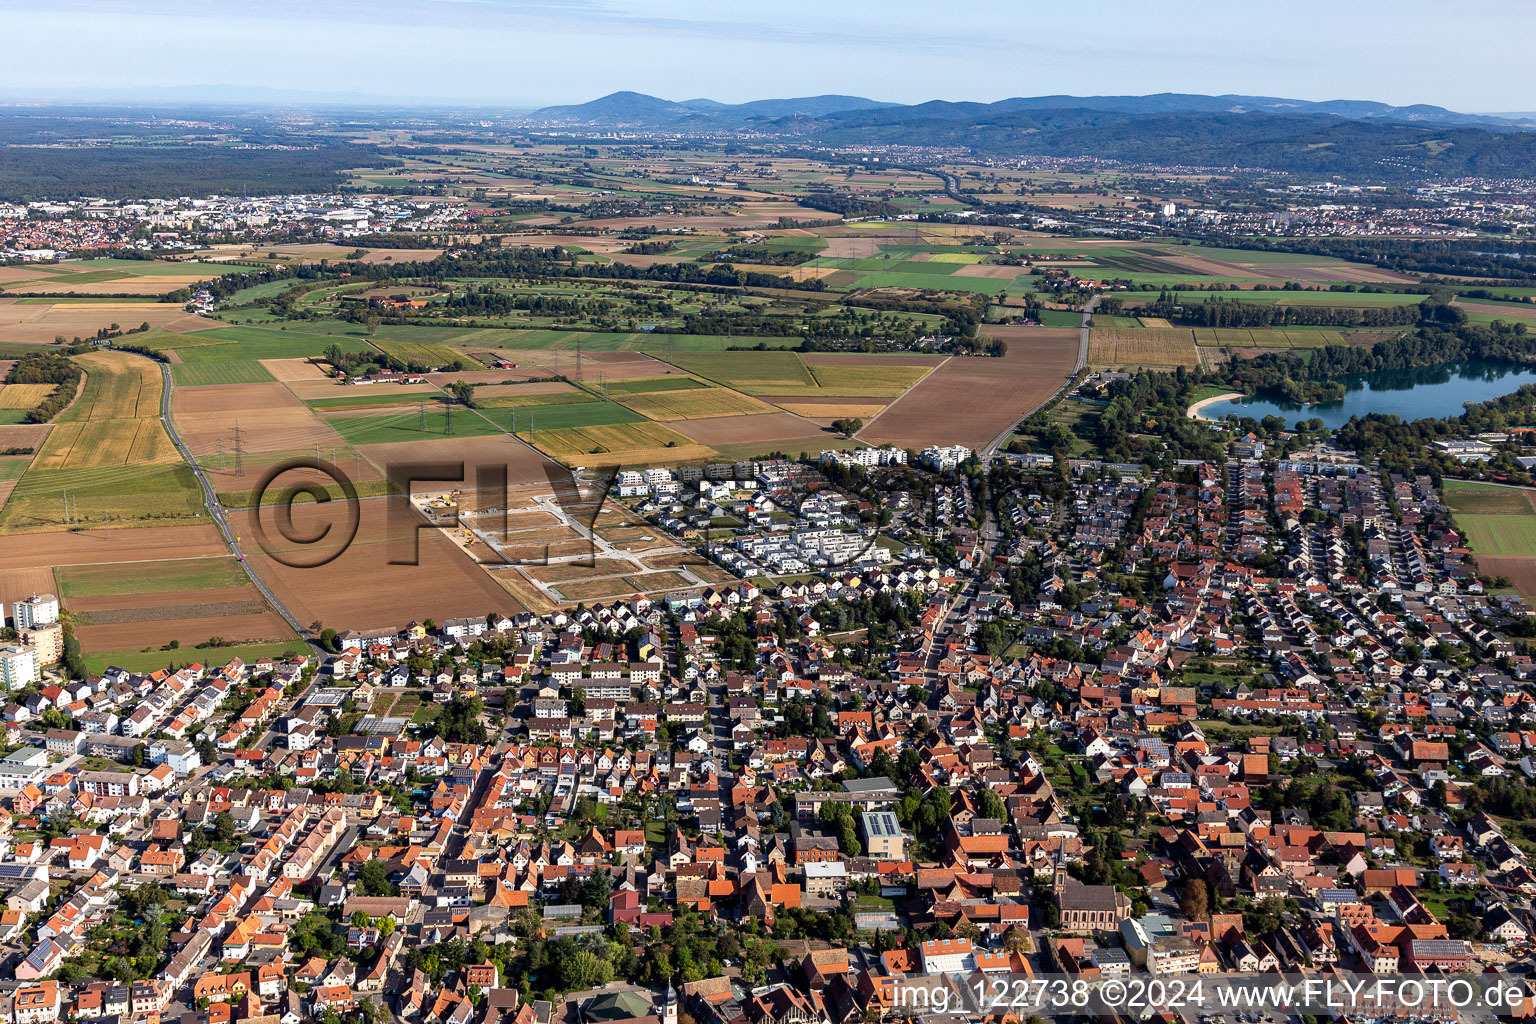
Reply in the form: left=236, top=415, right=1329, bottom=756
left=527, top=91, right=1536, bottom=179
left=531, top=91, right=895, bottom=123
left=531, top=90, right=1536, bottom=130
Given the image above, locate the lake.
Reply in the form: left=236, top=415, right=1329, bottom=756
left=1197, top=359, right=1536, bottom=429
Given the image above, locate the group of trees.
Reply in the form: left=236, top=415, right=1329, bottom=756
left=10, top=351, right=83, bottom=423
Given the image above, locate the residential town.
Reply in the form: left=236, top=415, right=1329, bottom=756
left=2, top=420, right=1536, bottom=1024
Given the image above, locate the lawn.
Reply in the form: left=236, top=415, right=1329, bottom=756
left=325, top=409, right=505, bottom=445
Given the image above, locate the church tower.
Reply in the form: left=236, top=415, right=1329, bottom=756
left=664, top=980, right=678, bottom=1024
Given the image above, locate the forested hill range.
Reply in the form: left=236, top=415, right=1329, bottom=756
left=532, top=91, right=1536, bottom=128
left=530, top=91, right=1536, bottom=179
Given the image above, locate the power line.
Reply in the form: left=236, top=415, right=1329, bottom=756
left=444, top=403, right=454, bottom=436
left=233, top=423, right=246, bottom=477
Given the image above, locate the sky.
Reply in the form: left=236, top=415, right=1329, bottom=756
left=1, top=0, right=1529, bottom=112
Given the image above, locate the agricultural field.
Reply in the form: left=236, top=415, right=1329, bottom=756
left=611, top=386, right=773, bottom=420
left=372, top=337, right=480, bottom=369
left=322, top=407, right=504, bottom=445
left=660, top=350, right=816, bottom=394
left=0, top=297, right=218, bottom=342
left=0, top=384, right=56, bottom=409
left=61, top=553, right=298, bottom=653
left=2, top=350, right=203, bottom=528
left=861, top=328, right=1078, bottom=450
left=229, top=495, right=527, bottom=629
left=1088, top=327, right=1199, bottom=369
left=1445, top=482, right=1536, bottom=557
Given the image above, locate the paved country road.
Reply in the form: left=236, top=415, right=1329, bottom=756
left=157, top=361, right=323, bottom=654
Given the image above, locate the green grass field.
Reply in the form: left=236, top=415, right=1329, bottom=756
left=1445, top=482, right=1536, bottom=555
left=171, top=361, right=276, bottom=386
left=848, top=271, right=1010, bottom=295
left=1, top=464, right=204, bottom=527
left=508, top=400, right=645, bottom=431
left=172, top=326, right=346, bottom=362
left=665, top=350, right=815, bottom=391
left=84, top=640, right=308, bottom=676
left=324, top=409, right=505, bottom=445
left=604, top=377, right=707, bottom=394
left=55, top=556, right=248, bottom=598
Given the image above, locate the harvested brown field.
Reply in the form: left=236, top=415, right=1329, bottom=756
left=424, top=368, right=553, bottom=386
left=0, top=267, right=63, bottom=284
left=261, top=357, right=332, bottom=381
left=0, top=301, right=222, bottom=343
left=1455, top=300, right=1536, bottom=322
left=669, top=411, right=829, bottom=445
left=860, top=328, right=1077, bottom=450
left=0, top=523, right=229, bottom=567
left=359, top=434, right=559, bottom=488
left=174, top=382, right=344, bottom=454
left=18, top=275, right=208, bottom=296
left=952, top=264, right=1026, bottom=280
left=475, top=381, right=582, bottom=399
left=0, top=422, right=53, bottom=453
left=0, top=566, right=58, bottom=616
left=819, top=236, right=881, bottom=259
left=285, top=379, right=438, bottom=400
left=230, top=495, right=524, bottom=629
left=1476, top=556, right=1536, bottom=602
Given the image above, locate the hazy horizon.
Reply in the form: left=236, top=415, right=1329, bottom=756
left=0, top=0, right=1526, bottom=113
